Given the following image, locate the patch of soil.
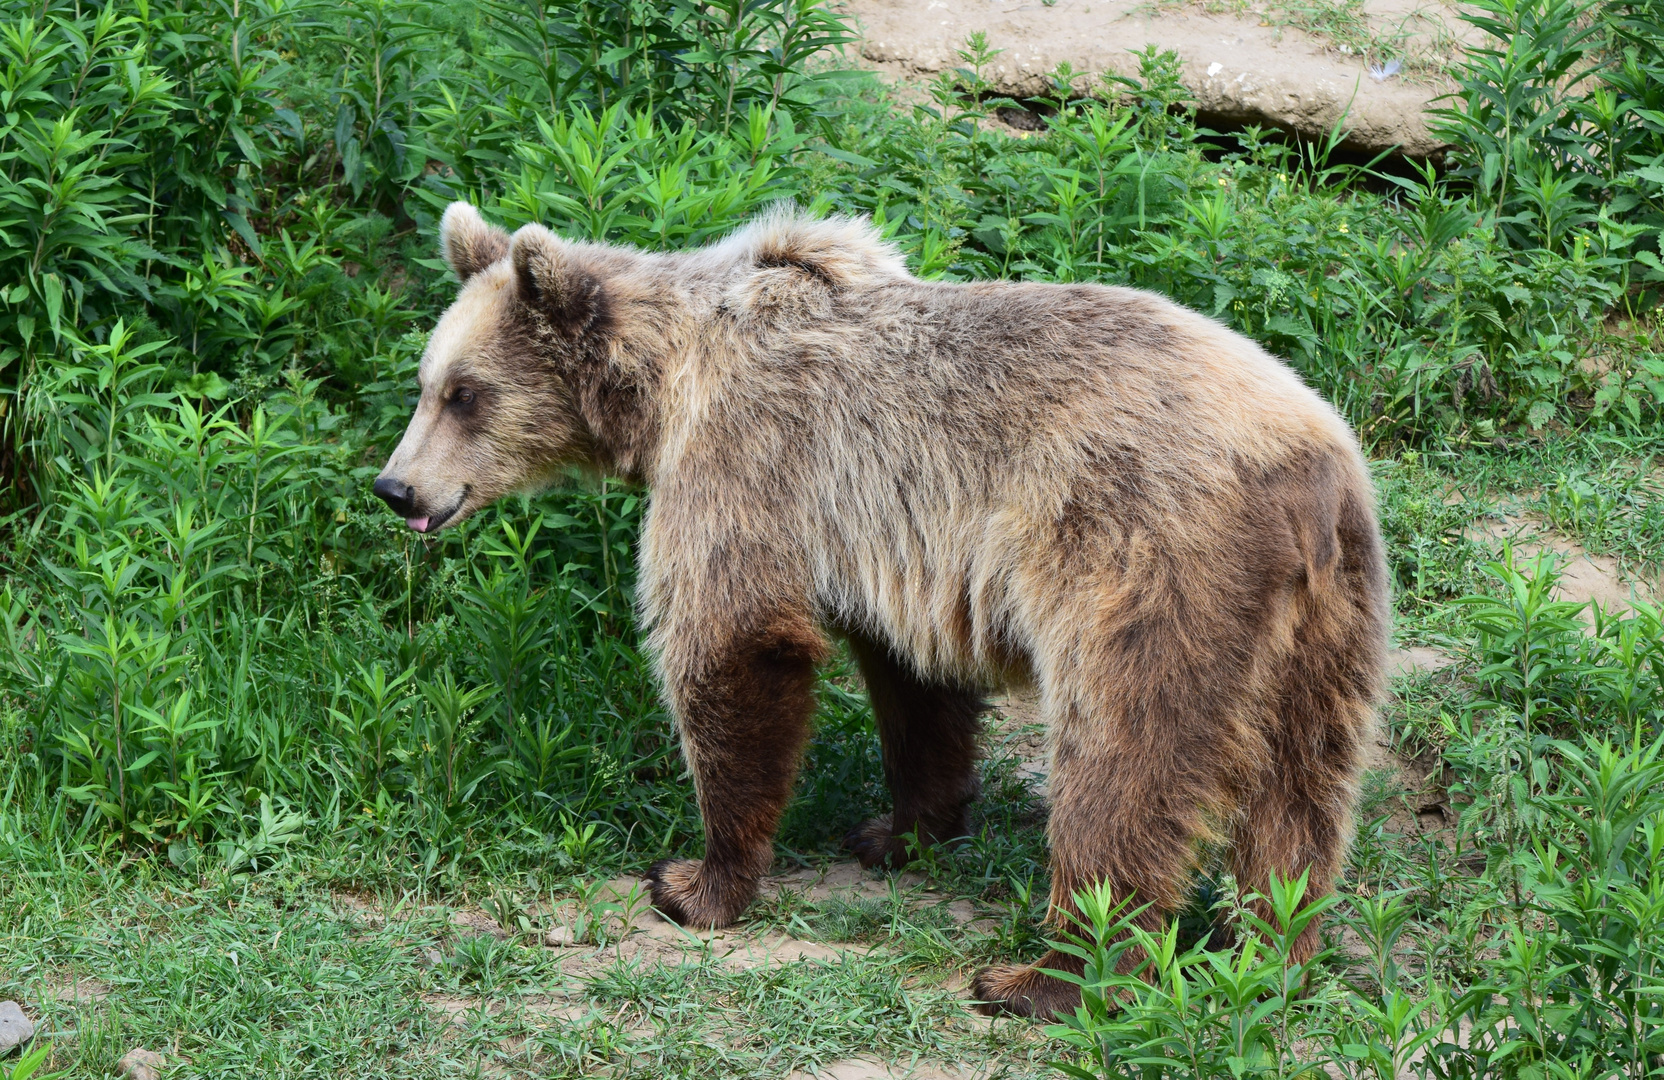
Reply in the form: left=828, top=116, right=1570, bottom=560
left=520, top=996, right=596, bottom=1023
left=764, top=861, right=930, bottom=903
left=837, top=0, right=1470, bottom=155
left=535, top=893, right=874, bottom=985
left=1389, top=645, right=1455, bottom=677
left=629, top=902, right=869, bottom=963
left=1467, top=512, right=1658, bottom=615
left=424, top=993, right=501, bottom=1026
left=47, top=975, right=111, bottom=1005
left=705, top=930, right=860, bottom=968
left=787, top=1059, right=981, bottom=1080
left=448, top=908, right=511, bottom=939
left=332, top=890, right=387, bottom=928
left=1362, top=730, right=1451, bottom=836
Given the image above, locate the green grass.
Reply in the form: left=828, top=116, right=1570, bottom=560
left=3, top=509, right=1658, bottom=1077
left=0, top=769, right=1060, bottom=1077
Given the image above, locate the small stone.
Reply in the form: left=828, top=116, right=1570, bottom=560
left=118, top=1048, right=166, bottom=1080
left=421, top=948, right=444, bottom=967
left=0, top=1001, right=33, bottom=1055
left=544, top=925, right=579, bottom=947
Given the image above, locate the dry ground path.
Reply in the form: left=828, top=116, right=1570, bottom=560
left=838, top=0, right=1479, bottom=155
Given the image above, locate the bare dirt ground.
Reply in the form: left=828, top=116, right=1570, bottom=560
left=836, top=0, right=1476, bottom=154
left=44, top=975, right=111, bottom=1005
left=788, top=1058, right=985, bottom=1079
left=1467, top=510, right=1660, bottom=614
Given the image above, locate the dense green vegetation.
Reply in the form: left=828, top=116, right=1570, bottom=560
left=0, top=0, right=1662, bottom=1075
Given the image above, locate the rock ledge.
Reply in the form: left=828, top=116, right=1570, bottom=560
left=840, top=0, right=1465, bottom=156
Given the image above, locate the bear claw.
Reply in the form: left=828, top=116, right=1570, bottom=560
left=642, top=858, right=690, bottom=923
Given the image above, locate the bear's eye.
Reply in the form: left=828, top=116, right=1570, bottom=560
left=451, top=387, right=475, bottom=405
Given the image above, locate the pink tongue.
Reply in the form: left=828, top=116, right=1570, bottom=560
left=406, top=517, right=430, bottom=532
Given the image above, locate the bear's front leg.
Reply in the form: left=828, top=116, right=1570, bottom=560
left=645, top=614, right=827, bottom=928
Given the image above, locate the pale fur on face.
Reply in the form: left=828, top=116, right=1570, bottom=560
left=375, top=205, right=591, bottom=532
left=379, top=267, right=503, bottom=530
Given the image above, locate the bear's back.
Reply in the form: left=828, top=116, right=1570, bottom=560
left=639, top=217, right=1376, bottom=678
left=689, top=268, right=1363, bottom=515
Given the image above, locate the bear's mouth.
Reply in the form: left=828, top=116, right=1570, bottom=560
left=408, top=486, right=469, bottom=534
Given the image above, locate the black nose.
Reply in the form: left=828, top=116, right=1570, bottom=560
left=373, top=476, right=416, bottom=517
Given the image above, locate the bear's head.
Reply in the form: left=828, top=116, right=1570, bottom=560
left=373, top=202, right=656, bottom=533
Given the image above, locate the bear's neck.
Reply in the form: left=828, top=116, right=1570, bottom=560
left=574, top=360, right=659, bottom=485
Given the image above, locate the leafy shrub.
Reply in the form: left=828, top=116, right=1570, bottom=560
left=1048, top=873, right=1336, bottom=1080
left=1432, top=0, right=1664, bottom=249
left=474, top=0, right=853, bottom=132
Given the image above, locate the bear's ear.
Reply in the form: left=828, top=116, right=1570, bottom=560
left=511, top=224, right=607, bottom=338
left=440, top=202, right=510, bottom=284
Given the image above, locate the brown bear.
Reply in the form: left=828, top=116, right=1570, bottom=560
left=373, top=201, right=1389, bottom=1018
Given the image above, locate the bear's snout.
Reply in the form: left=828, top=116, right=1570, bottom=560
left=372, top=474, right=468, bottom=533
left=372, top=475, right=417, bottom=518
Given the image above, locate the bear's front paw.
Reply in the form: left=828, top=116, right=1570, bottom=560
left=971, top=953, right=1085, bottom=1020
left=643, top=858, right=755, bottom=928
left=842, top=815, right=911, bottom=870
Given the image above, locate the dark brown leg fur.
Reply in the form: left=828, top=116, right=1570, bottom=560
left=1231, top=490, right=1383, bottom=963
left=974, top=715, right=1237, bottom=1017
left=976, top=464, right=1384, bottom=1020
left=1228, top=697, right=1360, bottom=966
left=842, top=631, right=984, bottom=870
left=1225, top=664, right=1370, bottom=965
left=972, top=948, right=1085, bottom=1019
left=974, top=601, right=1266, bottom=1020
left=645, top=618, right=826, bottom=928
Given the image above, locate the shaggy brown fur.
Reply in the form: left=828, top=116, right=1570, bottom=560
left=841, top=629, right=984, bottom=870
left=374, top=202, right=1390, bottom=1019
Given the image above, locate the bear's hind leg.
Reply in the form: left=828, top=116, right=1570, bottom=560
left=1228, top=667, right=1373, bottom=966
left=842, top=631, right=984, bottom=870
left=973, top=625, right=1258, bottom=1020
left=645, top=614, right=827, bottom=928
left=1230, top=487, right=1385, bottom=966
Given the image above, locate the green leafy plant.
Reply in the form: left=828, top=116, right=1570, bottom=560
left=1046, top=873, right=1333, bottom=1080
left=1, top=1044, right=65, bottom=1080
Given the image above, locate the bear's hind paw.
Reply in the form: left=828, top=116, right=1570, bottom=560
left=971, top=956, right=1084, bottom=1020
left=842, top=815, right=912, bottom=870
